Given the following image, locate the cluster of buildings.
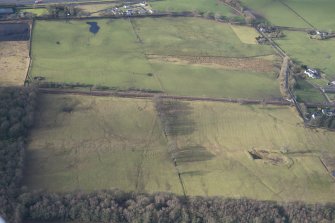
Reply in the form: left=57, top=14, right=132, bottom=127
left=308, top=30, right=332, bottom=40
left=311, top=108, right=335, bottom=119
left=103, top=2, right=153, bottom=16
left=304, top=68, right=321, bottom=79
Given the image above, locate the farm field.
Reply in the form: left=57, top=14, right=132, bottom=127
left=275, top=31, right=335, bottom=80
left=133, top=17, right=274, bottom=57
left=24, top=94, right=183, bottom=194
left=0, top=41, right=30, bottom=86
left=149, top=0, right=234, bottom=17
left=241, top=0, right=335, bottom=30
left=230, top=25, right=259, bottom=44
left=277, top=0, right=335, bottom=31
left=173, top=101, right=335, bottom=203
left=241, top=0, right=310, bottom=28
left=294, top=79, right=326, bottom=103
left=30, top=17, right=280, bottom=99
left=76, top=3, right=118, bottom=16
left=24, top=94, right=335, bottom=203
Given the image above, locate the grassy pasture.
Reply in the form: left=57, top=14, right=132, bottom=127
left=294, top=79, right=326, bottom=103
left=20, top=8, right=48, bottom=16
left=173, top=101, right=335, bottom=203
left=241, top=0, right=335, bottom=30
left=0, top=41, right=29, bottom=86
left=278, top=0, right=335, bottom=31
left=241, top=0, right=310, bottom=28
left=76, top=3, right=118, bottom=16
left=151, top=63, right=280, bottom=99
left=30, top=18, right=279, bottom=99
left=149, top=0, right=233, bottom=17
left=25, top=95, right=335, bottom=203
left=30, top=19, right=161, bottom=91
left=133, top=17, right=274, bottom=57
left=230, top=25, right=258, bottom=44
left=24, top=94, right=183, bottom=194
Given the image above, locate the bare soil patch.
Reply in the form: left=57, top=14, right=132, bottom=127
left=248, top=148, right=292, bottom=167
left=0, top=41, right=30, bottom=86
left=147, top=54, right=274, bottom=73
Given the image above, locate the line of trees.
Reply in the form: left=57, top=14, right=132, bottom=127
left=0, top=87, right=37, bottom=222
left=16, top=190, right=335, bottom=223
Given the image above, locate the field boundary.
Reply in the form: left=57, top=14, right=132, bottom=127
left=38, top=87, right=291, bottom=106
left=24, top=19, right=34, bottom=85
left=278, top=0, right=315, bottom=29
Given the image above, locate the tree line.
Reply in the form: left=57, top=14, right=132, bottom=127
left=0, top=87, right=37, bottom=222
left=16, top=190, right=335, bottom=223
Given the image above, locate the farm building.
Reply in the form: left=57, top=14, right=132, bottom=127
left=304, top=68, right=320, bottom=79
left=308, top=30, right=330, bottom=40
left=322, top=108, right=335, bottom=117
left=322, top=86, right=335, bottom=94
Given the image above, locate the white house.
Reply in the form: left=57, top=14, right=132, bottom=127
left=304, top=68, right=320, bottom=79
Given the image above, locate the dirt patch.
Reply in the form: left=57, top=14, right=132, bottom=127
left=0, top=41, right=30, bottom=86
left=147, top=54, right=274, bottom=73
left=248, top=149, right=292, bottom=167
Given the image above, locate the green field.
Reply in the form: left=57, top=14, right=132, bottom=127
left=241, top=0, right=335, bottom=30
left=30, top=17, right=279, bottom=99
left=24, top=94, right=335, bottom=203
left=275, top=31, right=335, bottom=79
left=149, top=0, right=233, bottom=17
left=278, top=0, right=335, bottom=30
left=24, top=94, right=183, bottom=193
left=133, top=18, right=274, bottom=57
left=294, top=79, right=326, bottom=103
left=241, top=0, right=310, bottom=28
left=174, top=101, right=335, bottom=203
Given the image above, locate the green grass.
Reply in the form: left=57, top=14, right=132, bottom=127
left=294, top=79, right=326, bottom=103
left=133, top=17, right=274, bottom=57
left=278, top=0, right=335, bottom=31
left=30, top=19, right=160, bottom=91
left=275, top=31, right=335, bottom=79
left=174, top=101, right=335, bottom=203
left=230, top=25, right=259, bottom=44
left=242, top=0, right=335, bottom=30
left=149, top=0, right=233, bottom=16
left=25, top=95, right=335, bottom=203
left=20, top=8, right=48, bottom=16
left=241, top=0, right=310, bottom=28
left=30, top=18, right=278, bottom=99
left=24, top=94, right=183, bottom=194
left=152, top=63, right=280, bottom=99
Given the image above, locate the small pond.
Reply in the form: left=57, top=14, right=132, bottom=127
left=86, top=22, right=100, bottom=34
